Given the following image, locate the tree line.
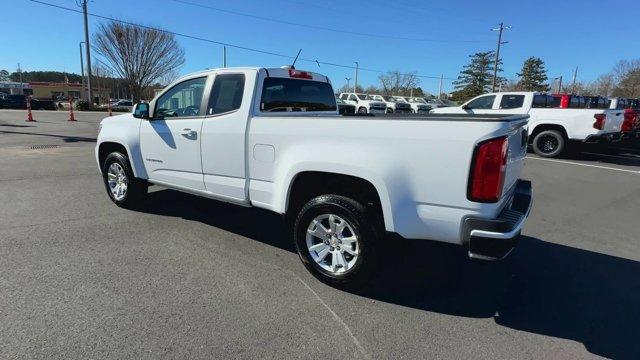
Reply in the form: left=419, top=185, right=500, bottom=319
left=450, top=51, right=640, bottom=102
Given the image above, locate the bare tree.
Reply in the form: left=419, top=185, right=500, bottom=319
left=590, top=74, right=615, bottom=97
left=93, top=21, right=185, bottom=101
left=378, top=71, right=419, bottom=96
left=610, top=59, right=640, bottom=98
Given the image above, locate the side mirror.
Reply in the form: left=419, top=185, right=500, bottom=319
left=133, top=102, right=150, bottom=119
left=461, top=104, right=470, bottom=110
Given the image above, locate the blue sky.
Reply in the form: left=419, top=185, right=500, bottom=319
left=2, top=0, right=639, bottom=94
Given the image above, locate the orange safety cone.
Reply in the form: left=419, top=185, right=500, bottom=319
left=68, top=96, right=76, bottom=121
left=26, top=95, right=36, bottom=122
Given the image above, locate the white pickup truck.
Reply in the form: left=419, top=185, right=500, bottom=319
left=338, top=92, right=387, bottom=114
left=368, top=94, right=412, bottom=113
left=431, top=91, right=625, bottom=157
left=96, top=67, right=533, bottom=286
left=391, top=96, right=431, bottom=113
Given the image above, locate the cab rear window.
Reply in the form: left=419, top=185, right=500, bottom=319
left=260, top=78, right=337, bottom=112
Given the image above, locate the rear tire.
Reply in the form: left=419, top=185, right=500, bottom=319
left=102, top=152, right=147, bottom=208
left=532, top=130, right=565, bottom=158
left=386, top=108, right=393, bottom=114
left=357, top=107, right=367, bottom=114
left=294, top=195, right=379, bottom=288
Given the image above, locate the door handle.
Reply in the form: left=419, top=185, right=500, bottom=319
left=181, top=128, right=197, bottom=137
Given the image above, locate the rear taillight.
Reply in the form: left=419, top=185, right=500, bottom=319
left=622, top=109, right=635, bottom=132
left=288, top=69, right=312, bottom=79
left=593, top=113, right=606, bottom=130
left=468, top=137, right=508, bottom=203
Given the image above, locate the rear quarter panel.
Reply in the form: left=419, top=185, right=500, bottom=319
left=247, top=116, right=527, bottom=243
left=529, top=108, right=621, bottom=140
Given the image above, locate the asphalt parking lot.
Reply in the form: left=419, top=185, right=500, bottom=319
left=1, top=109, right=639, bottom=359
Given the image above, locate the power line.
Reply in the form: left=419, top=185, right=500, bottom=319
left=169, top=0, right=490, bottom=44
left=28, top=0, right=457, bottom=81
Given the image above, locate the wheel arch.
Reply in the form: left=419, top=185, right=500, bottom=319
left=530, top=123, right=569, bottom=143
left=97, top=141, right=144, bottom=178
left=283, top=170, right=392, bottom=232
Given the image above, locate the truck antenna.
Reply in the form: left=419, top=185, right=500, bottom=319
left=291, top=49, right=302, bottom=69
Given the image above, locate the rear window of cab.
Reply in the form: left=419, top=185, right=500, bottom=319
left=260, top=77, right=337, bottom=112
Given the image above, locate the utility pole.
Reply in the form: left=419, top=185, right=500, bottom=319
left=17, top=63, right=23, bottom=92
left=79, top=42, right=85, bottom=100
left=353, top=62, right=359, bottom=93
left=223, top=46, right=227, bottom=67
left=491, top=22, right=509, bottom=92
left=80, top=0, right=93, bottom=104
left=344, top=77, right=351, bottom=90
left=571, top=66, right=578, bottom=93
left=438, top=74, right=444, bottom=100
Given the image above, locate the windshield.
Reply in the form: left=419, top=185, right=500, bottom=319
left=411, top=98, right=426, bottom=104
left=365, top=95, right=378, bottom=100
left=261, top=77, right=337, bottom=112
left=355, top=93, right=367, bottom=100
left=382, top=95, right=395, bottom=101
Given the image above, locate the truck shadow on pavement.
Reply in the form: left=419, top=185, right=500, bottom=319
left=138, top=189, right=639, bottom=360
left=0, top=130, right=97, bottom=143
left=357, top=236, right=640, bottom=360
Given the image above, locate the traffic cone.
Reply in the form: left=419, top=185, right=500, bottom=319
left=68, top=96, right=76, bottom=121
left=26, top=96, right=35, bottom=122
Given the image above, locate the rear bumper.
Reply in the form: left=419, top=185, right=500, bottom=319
left=584, top=132, right=622, bottom=143
left=462, top=180, right=533, bottom=260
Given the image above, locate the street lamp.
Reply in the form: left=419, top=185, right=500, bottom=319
left=345, top=77, right=351, bottom=90
left=552, top=76, right=563, bottom=93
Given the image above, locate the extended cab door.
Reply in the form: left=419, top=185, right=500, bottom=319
left=462, top=94, right=498, bottom=113
left=200, top=71, right=255, bottom=203
left=139, top=76, right=209, bottom=191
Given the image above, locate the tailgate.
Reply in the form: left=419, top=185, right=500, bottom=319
left=603, top=109, right=624, bottom=133
left=502, top=120, right=529, bottom=198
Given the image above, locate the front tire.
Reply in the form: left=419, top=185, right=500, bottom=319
left=294, top=195, right=379, bottom=287
left=386, top=108, right=393, bottom=114
left=102, top=152, right=147, bottom=208
left=532, top=130, right=565, bottom=158
left=357, top=107, right=367, bottom=114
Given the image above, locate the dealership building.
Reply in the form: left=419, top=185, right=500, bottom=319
left=0, top=81, right=109, bottom=101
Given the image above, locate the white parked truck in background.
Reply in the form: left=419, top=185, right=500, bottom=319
left=431, top=91, right=625, bottom=157
left=393, top=96, right=431, bottom=113
left=96, top=67, right=533, bottom=286
left=368, top=94, right=412, bottom=113
left=338, top=92, right=386, bottom=114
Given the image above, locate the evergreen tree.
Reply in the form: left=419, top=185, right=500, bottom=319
left=517, top=57, right=550, bottom=91
left=452, top=51, right=502, bottom=102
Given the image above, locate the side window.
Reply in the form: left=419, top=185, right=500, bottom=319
left=155, top=77, right=206, bottom=118
left=466, top=95, right=496, bottom=109
left=499, top=95, right=525, bottom=109
left=207, top=73, right=245, bottom=115
left=532, top=95, right=546, bottom=108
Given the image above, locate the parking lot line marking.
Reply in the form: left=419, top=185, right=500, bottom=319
left=581, top=152, right=640, bottom=160
left=525, top=156, right=640, bottom=174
